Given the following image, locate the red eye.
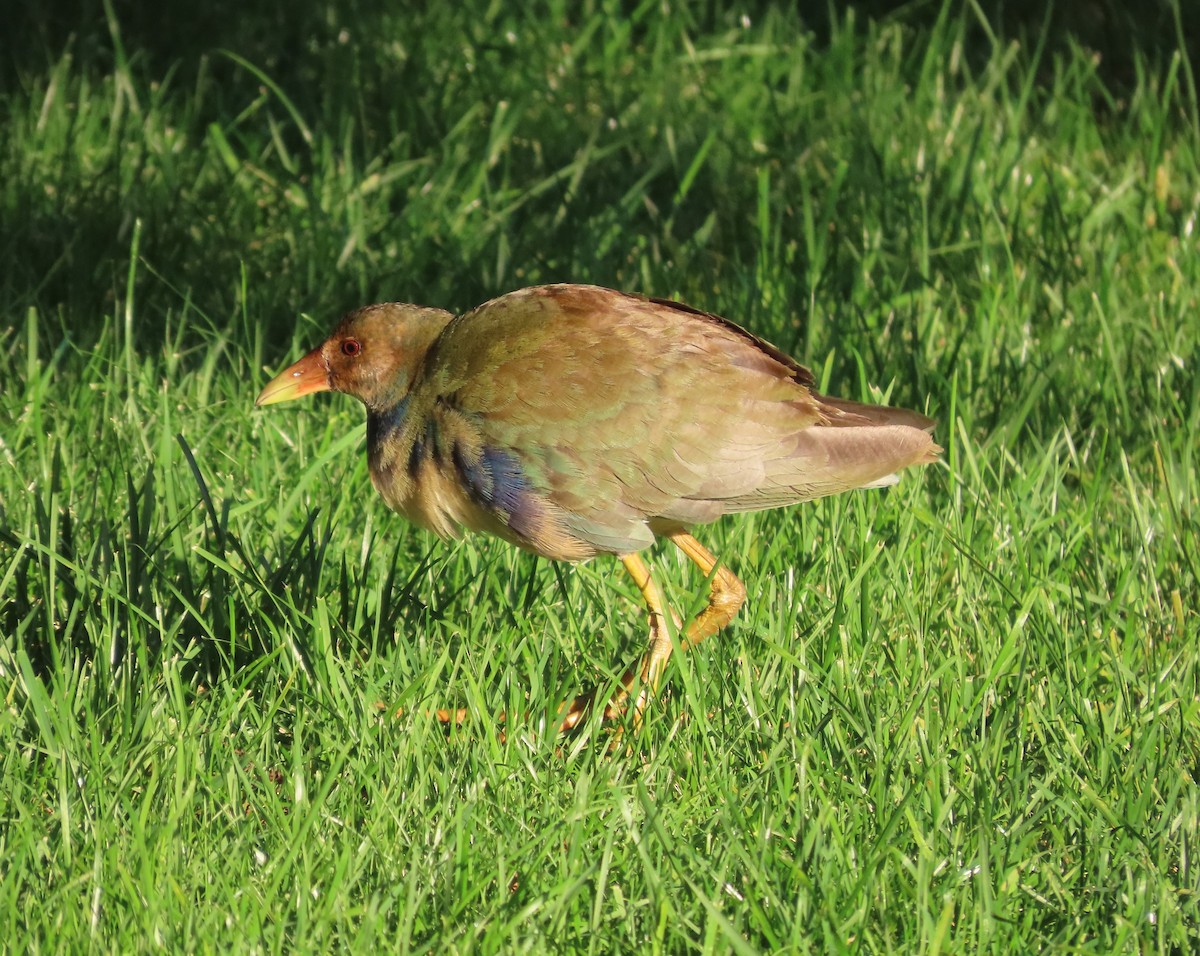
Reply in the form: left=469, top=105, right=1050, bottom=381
left=341, top=339, right=362, bottom=357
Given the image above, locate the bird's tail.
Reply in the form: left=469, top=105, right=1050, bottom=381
left=815, top=393, right=938, bottom=434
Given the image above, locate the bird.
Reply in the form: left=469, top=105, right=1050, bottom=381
left=256, top=283, right=939, bottom=731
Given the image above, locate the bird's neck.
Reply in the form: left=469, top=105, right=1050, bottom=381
left=363, top=390, right=481, bottom=541
left=366, top=394, right=417, bottom=468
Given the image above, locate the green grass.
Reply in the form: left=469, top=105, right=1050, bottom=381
left=2, top=0, right=1199, bottom=951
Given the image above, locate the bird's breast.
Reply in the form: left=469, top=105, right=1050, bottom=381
left=370, top=453, right=480, bottom=541
left=367, top=403, right=597, bottom=562
left=367, top=406, right=478, bottom=541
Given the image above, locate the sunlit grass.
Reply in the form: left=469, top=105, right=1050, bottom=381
left=2, top=1, right=1198, bottom=951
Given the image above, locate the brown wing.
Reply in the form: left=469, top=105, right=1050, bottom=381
left=426, top=284, right=936, bottom=555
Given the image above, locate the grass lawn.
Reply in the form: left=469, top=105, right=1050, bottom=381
left=2, top=1, right=1198, bottom=951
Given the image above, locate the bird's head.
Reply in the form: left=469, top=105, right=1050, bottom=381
left=255, top=303, right=454, bottom=411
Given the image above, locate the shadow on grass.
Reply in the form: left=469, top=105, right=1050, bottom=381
left=7, top=0, right=1195, bottom=92
left=5, top=0, right=1196, bottom=355
left=0, top=435, right=443, bottom=692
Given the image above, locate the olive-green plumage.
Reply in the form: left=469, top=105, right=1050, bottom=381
left=257, top=283, right=939, bottom=729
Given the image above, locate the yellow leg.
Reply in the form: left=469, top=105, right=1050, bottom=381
left=621, top=551, right=677, bottom=690
left=559, top=553, right=671, bottom=731
left=427, top=552, right=668, bottom=735
left=558, top=533, right=746, bottom=733
left=668, top=531, right=747, bottom=652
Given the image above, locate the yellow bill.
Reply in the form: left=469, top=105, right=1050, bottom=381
left=255, top=349, right=330, bottom=406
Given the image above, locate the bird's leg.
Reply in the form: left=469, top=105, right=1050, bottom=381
left=605, top=552, right=678, bottom=717
left=429, top=552, right=673, bottom=735
left=441, top=535, right=747, bottom=736
left=559, top=534, right=746, bottom=732
left=667, top=531, right=747, bottom=652
left=558, top=552, right=676, bottom=732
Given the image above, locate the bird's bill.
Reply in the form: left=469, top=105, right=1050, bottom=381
left=255, top=349, right=331, bottom=406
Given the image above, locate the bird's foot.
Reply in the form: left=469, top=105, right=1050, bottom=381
left=556, top=661, right=661, bottom=734
left=557, top=597, right=680, bottom=733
